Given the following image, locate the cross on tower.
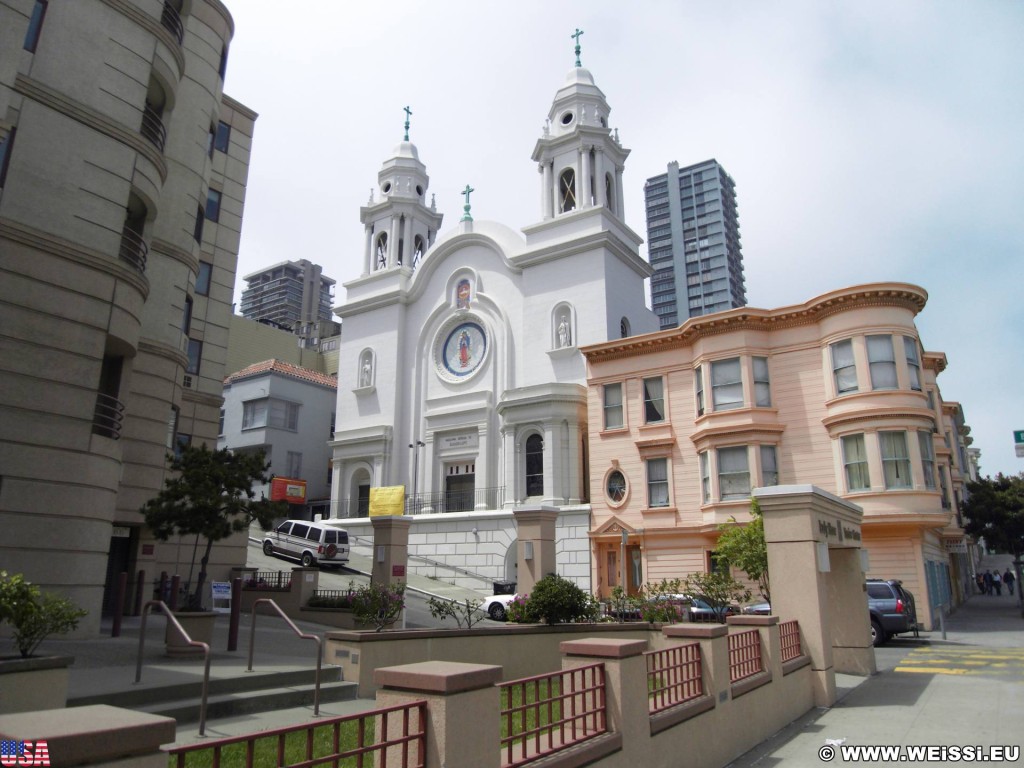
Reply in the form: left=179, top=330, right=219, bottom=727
left=461, top=185, right=475, bottom=222
left=571, top=28, right=584, bottom=67
left=403, top=105, right=413, bottom=141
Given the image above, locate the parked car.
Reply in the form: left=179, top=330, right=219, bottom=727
left=672, top=595, right=739, bottom=623
left=262, top=519, right=350, bottom=568
left=866, top=579, right=918, bottom=646
left=481, top=592, right=518, bottom=621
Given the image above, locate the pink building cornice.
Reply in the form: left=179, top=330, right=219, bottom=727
left=582, top=282, right=928, bottom=363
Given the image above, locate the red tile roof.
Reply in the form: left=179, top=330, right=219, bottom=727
left=224, top=359, right=338, bottom=389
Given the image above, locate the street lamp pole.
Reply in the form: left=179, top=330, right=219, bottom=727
left=409, top=440, right=425, bottom=513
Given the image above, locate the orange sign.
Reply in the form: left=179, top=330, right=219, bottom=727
left=271, top=477, right=307, bottom=504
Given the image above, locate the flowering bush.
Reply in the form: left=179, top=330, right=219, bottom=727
left=351, top=581, right=405, bottom=631
left=505, top=594, right=534, bottom=623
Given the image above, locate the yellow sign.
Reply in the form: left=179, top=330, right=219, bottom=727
left=369, top=485, right=406, bottom=517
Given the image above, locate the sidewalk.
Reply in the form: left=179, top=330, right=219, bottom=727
left=729, top=555, right=1024, bottom=767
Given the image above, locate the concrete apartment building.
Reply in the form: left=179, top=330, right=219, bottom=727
left=239, top=259, right=338, bottom=347
left=645, top=159, right=746, bottom=329
left=582, top=283, right=972, bottom=631
left=0, top=0, right=255, bottom=630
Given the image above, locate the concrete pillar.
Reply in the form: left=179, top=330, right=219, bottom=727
left=374, top=661, right=502, bottom=768
left=594, top=148, right=606, bottom=208
left=363, top=224, right=372, bottom=275
left=291, top=567, right=319, bottom=607
left=540, top=162, right=552, bottom=219
left=370, top=515, right=412, bottom=588
left=560, top=638, right=648, bottom=759
left=388, top=214, right=400, bottom=268
left=581, top=146, right=592, bottom=207
left=513, top=506, right=559, bottom=594
left=402, top=215, right=413, bottom=266
left=754, top=485, right=874, bottom=708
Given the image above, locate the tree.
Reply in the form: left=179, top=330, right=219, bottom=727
left=0, top=571, right=87, bottom=657
left=714, top=498, right=770, bottom=602
left=962, top=473, right=1024, bottom=559
left=141, top=445, right=286, bottom=610
left=683, top=571, right=751, bottom=623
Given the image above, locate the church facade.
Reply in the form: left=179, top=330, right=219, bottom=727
left=328, top=58, right=657, bottom=590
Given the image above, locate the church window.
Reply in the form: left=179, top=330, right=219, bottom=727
left=525, top=434, right=544, bottom=497
left=560, top=111, right=574, bottom=126
left=358, top=349, right=374, bottom=389
left=619, top=317, right=630, bottom=338
left=605, top=173, right=614, bottom=211
left=558, top=168, right=576, bottom=213
left=606, top=470, right=626, bottom=503
left=375, top=233, right=388, bottom=270
left=412, top=235, right=425, bottom=269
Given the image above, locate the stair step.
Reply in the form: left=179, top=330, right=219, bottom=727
left=136, top=680, right=360, bottom=724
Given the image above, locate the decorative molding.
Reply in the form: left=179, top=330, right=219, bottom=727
left=582, top=284, right=928, bottom=363
left=181, top=389, right=224, bottom=408
left=14, top=75, right=168, bottom=184
left=150, top=238, right=199, bottom=273
left=821, top=406, right=936, bottom=431
left=137, top=339, right=188, bottom=368
left=0, top=217, right=149, bottom=299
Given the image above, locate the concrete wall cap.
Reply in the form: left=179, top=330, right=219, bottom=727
left=663, top=624, right=728, bottom=639
left=559, top=638, right=647, bottom=658
left=727, top=615, right=780, bottom=626
left=375, top=660, right=503, bottom=693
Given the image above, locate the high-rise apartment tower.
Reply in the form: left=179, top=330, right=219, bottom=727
left=239, top=259, right=335, bottom=338
left=645, top=159, right=746, bottom=327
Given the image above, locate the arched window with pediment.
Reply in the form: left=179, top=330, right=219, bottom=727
left=525, top=433, right=544, bottom=498
left=412, top=234, right=425, bottom=270
left=374, top=233, right=388, bottom=270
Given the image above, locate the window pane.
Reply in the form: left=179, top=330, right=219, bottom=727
left=918, top=431, right=936, bottom=489
left=699, top=451, right=710, bottom=503
left=711, top=358, right=743, bottom=411
left=695, top=365, right=705, bottom=416
left=196, top=261, right=212, bottom=295
left=831, top=339, right=858, bottom=394
left=867, top=335, right=897, bottom=390
left=904, top=336, right=921, bottom=391
left=647, top=458, right=669, bottom=507
left=604, top=383, right=623, bottom=429
left=214, top=121, right=231, bottom=152
left=525, top=434, right=544, bottom=497
left=717, top=446, right=750, bottom=500
left=753, top=356, right=771, bottom=407
left=23, top=1, right=46, bottom=52
left=880, top=431, right=911, bottom=489
left=643, top=377, right=665, bottom=423
left=206, top=189, right=221, bottom=223
left=186, top=338, right=202, bottom=375
left=842, top=434, right=870, bottom=491
left=760, top=445, right=778, bottom=486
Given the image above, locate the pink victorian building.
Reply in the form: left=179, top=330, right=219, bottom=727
left=582, top=282, right=973, bottom=630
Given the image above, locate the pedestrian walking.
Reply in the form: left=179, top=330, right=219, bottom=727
left=983, top=570, right=993, bottom=595
left=1004, top=569, right=1016, bottom=596
left=993, top=569, right=1003, bottom=596
left=975, top=573, right=985, bottom=595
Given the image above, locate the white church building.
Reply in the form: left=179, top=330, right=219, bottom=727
left=328, top=50, right=657, bottom=592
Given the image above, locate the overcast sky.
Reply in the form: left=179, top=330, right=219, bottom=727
left=222, top=1, right=1024, bottom=478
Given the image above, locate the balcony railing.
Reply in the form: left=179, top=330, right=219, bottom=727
left=118, top=226, right=148, bottom=273
left=140, top=103, right=167, bottom=152
left=646, top=642, right=703, bottom=713
left=728, top=629, right=763, bottom=683
left=779, top=620, right=803, bottom=663
left=160, top=1, right=184, bottom=45
left=92, top=392, right=125, bottom=440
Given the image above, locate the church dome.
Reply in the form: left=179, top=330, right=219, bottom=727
left=391, top=140, right=420, bottom=161
left=564, top=67, right=595, bottom=86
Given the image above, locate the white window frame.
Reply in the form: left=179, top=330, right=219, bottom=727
left=699, top=451, right=710, bottom=503
left=918, top=430, right=936, bottom=489
left=695, top=365, right=705, bottom=416
left=760, top=445, right=778, bottom=486
left=904, top=336, right=922, bottom=391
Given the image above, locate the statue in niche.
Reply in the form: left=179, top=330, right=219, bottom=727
left=558, top=315, right=571, bottom=348
left=360, top=357, right=373, bottom=388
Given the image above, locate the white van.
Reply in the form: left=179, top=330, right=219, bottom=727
left=262, top=519, right=350, bottom=567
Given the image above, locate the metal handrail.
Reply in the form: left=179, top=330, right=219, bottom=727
left=160, top=1, right=184, bottom=45
left=247, top=598, right=323, bottom=716
left=118, top=225, right=148, bottom=272
left=141, top=102, right=167, bottom=151
left=92, top=392, right=125, bottom=439
left=137, top=600, right=212, bottom=736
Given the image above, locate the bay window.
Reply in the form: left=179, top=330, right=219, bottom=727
left=717, top=446, right=750, bottom=500
left=753, top=356, right=771, bottom=407
left=643, top=377, right=665, bottom=423
left=842, top=434, right=870, bottom=491
left=831, top=339, right=857, bottom=394
left=711, top=357, right=743, bottom=411
left=867, top=335, right=898, bottom=390
left=880, top=431, right=911, bottom=489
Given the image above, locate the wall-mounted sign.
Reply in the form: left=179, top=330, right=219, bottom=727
left=439, top=433, right=478, bottom=451
left=370, top=486, right=406, bottom=517
left=271, top=477, right=307, bottom=504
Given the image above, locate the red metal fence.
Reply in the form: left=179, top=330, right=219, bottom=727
left=728, top=629, right=763, bottom=683
left=498, top=662, right=607, bottom=768
left=779, top=620, right=803, bottom=662
left=165, top=701, right=426, bottom=768
left=645, top=642, right=703, bottom=713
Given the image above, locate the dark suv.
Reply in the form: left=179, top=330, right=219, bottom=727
left=866, top=579, right=918, bottom=646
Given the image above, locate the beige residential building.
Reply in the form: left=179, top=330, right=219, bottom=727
left=0, top=0, right=255, bottom=632
left=582, top=282, right=971, bottom=630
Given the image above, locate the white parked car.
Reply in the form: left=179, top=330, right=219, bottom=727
left=262, top=519, right=350, bottom=568
left=481, top=593, right=518, bottom=621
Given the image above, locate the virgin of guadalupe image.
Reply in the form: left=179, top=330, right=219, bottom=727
left=458, top=329, right=472, bottom=368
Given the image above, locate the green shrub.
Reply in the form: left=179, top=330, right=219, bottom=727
left=0, top=571, right=87, bottom=658
left=351, top=581, right=405, bottom=631
left=427, top=597, right=485, bottom=628
left=306, top=593, right=355, bottom=609
left=525, top=575, right=595, bottom=625
left=505, top=594, right=535, bottom=623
